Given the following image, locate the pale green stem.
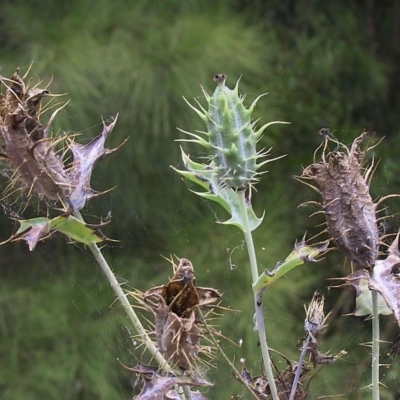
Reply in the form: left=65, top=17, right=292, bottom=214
left=238, top=191, right=279, bottom=400
left=371, top=289, right=380, bottom=400
left=72, top=209, right=188, bottom=400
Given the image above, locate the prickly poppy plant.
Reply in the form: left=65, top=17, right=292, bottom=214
left=2, top=67, right=397, bottom=399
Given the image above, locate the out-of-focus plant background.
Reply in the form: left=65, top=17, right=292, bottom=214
left=1, top=1, right=400, bottom=398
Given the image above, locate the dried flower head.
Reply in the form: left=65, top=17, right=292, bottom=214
left=300, top=132, right=379, bottom=270
left=143, top=258, right=221, bottom=370
left=0, top=68, right=121, bottom=210
left=304, top=292, right=329, bottom=337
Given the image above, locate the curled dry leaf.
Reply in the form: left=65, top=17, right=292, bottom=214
left=143, top=258, right=221, bottom=370
left=299, top=133, right=379, bottom=270
left=67, top=118, right=126, bottom=210
left=237, top=364, right=307, bottom=400
left=345, top=235, right=400, bottom=325
left=131, top=363, right=211, bottom=400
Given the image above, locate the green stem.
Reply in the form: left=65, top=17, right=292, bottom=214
left=371, top=289, right=380, bottom=400
left=72, top=210, right=188, bottom=400
left=238, top=191, right=279, bottom=400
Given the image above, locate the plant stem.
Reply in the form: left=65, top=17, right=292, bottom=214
left=72, top=210, right=189, bottom=400
left=289, top=334, right=311, bottom=400
left=238, top=191, right=279, bottom=400
left=371, top=289, right=380, bottom=400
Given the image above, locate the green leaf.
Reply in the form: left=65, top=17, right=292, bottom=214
left=252, top=239, right=329, bottom=292
left=50, top=215, right=105, bottom=245
left=5, top=215, right=105, bottom=251
left=172, top=149, right=263, bottom=232
left=346, top=271, right=392, bottom=317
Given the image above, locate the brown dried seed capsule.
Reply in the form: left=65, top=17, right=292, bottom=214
left=143, top=258, right=221, bottom=370
left=0, top=71, right=70, bottom=201
left=301, top=133, right=379, bottom=270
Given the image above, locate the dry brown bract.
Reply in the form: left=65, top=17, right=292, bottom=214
left=143, top=258, right=221, bottom=370
left=131, top=363, right=210, bottom=400
left=0, top=68, right=122, bottom=210
left=0, top=69, right=69, bottom=201
left=300, top=132, right=379, bottom=270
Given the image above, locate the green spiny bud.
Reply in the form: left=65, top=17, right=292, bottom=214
left=182, top=73, right=286, bottom=189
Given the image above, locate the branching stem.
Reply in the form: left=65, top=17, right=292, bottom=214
left=72, top=209, right=188, bottom=400
left=238, top=191, right=279, bottom=400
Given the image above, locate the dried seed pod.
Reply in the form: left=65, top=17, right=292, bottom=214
left=300, top=133, right=379, bottom=269
left=0, top=70, right=70, bottom=201
left=143, top=258, right=221, bottom=370
left=0, top=69, right=120, bottom=209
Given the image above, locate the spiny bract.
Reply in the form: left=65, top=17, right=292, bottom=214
left=181, top=73, right=282, bottom=189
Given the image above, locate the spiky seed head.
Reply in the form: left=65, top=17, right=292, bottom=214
left=305, top=292, right=328, bottom=336
left=300, top=133, right=379, bottom=270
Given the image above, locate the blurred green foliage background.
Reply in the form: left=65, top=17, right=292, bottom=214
left=1, top=0, right=400, bottom=398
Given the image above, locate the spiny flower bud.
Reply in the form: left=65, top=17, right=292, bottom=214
left=182, top=73, right=286, bottom=189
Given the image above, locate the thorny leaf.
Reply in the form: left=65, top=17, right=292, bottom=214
left=300, top=133, right=379, bottom=269
left=2, top=215, right=105, bottom=250
left=143, top=258, right=221, bottom=370
left=172, top=150, right=263, bottom=232
left=131, top=363, right=211, bottom=400
left=344, top=269, right=392, bottom=317
left=252, top=238, right=329, bottom=293
left=67, top=116, right=124, bottom=210
left=349, top=234, right=400, bottom=325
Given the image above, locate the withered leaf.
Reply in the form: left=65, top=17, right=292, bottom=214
left=236, top=365, right=307, bottom=400
left=67, top=116, right=123, bottom=210
left=165, top=390, right=208, bottom=400
left=368, top=235, right=400, bottom=324
left=132, top=363, right=211, bottom=400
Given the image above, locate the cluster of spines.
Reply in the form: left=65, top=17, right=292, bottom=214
left=182, top=73, right=272, bottom=189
